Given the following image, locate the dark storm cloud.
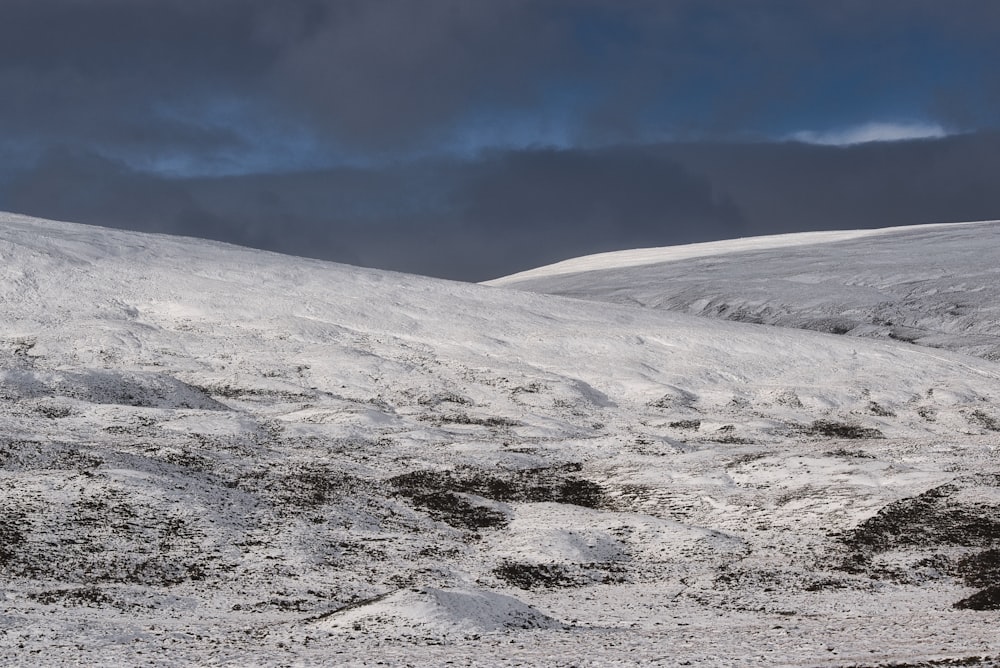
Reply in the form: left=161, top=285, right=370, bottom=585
left=3, top=2, right=1000, bottom=281
left=7, top=134, right=1000, bottom=281
left=665, top=134, right=1000, bottom=236
left=266, top=1, right=575, bottom=148
left=452, top=148, right=745, bottom=255
left=263, top=0, right=1000, bottom=143
left=5, top=1, right=1000, bottom=158
left=1, top=145, right=742, bottom=279
left=0, top=1, right=271, bottom=146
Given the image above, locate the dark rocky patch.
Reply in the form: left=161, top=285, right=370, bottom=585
left=28, top=587, right=117, bottom=608
left=955, top=549, right=1000, bottom=588
left=648, top=388, right=697, bottom=410
left=493, top=561, right=627, bottom=590
left=967, top=410, right=1000, bottom=432
left=708, top=426, right=753, bottom=444
left=237, top=463, right=362, bottom=510
left=867, top=401, right=896, bottom=417
left=161, top=448, right=213, bottom=472
left=0, top=440, right=31, bottom=469
left=826, top=447, right=877, bottom=459
left=202, top=384, right=312, bottom=402
left=103, top=415, right=159, bottom=436
left=726, top=452, right=769, bottom=469
left=806, top=420, right=884, bottom=440
left=392, top=464, right=603, bottom=508
left=802, top=577, right=854, bottom=592
left=715, top=566, right=868, bottom=593
left=917, top=406, right=937, bottom=421
left=401, top=491, right=507, bottom=531
left=0, top=485, right=231, bottom=586
left=841, top=475, right=1000, bottom=573
left=390, top=464, right=604, bottom=531
left=493, top=562, right=578, bottom=589
left=421, top=413, right=520, bottom=428
left=416, top=391, right=471, bottom=406
left=774, top=392, right=804, bottom=408
left=0, top=440, right=103, bottom=472
left=668, top=419, right=701, bottom=430
left=0, top=511, right=26, bottom=566
left=234, top=597, right=313, bottom=613
left=953, top=585, right=1000, bottom=610
left=11, top=338, right=37, bottom=361
left=34, top=404, right=74, bottom=419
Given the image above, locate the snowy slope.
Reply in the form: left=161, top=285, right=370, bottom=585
left=486, top=221, right=1000, bottom=360
left=1, top=212, right=999, bottom=666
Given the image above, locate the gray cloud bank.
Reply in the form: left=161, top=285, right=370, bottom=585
left=3, top=1, right=1000, bottom=158
left=4, top=133, right=999, bottom=282
left=3, top=2, right=1000, bottom=279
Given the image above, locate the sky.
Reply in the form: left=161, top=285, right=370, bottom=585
left=2, top=0, right=1000, bottom=281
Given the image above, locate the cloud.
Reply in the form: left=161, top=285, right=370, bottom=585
left=260, top=1, right=1000, bottom=149
left=5, top=133, right=1000, bottom=282
left=3, top=1, right=1000, bottom=167
left=789, top=122, right=949, bottom=146
left=3, top=3, right=1000, bottom=281
left=2, top=146, right=745, bottom=280
left=666, top=132, right=1000, bottom=235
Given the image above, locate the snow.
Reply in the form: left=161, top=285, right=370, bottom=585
left=1, top=211, right=999, bottom=665
left=486, top=219, right=1000, bottom=361
left=482, top=222, right=980, bottom=283
left=311, top=587, right=565, bottom=636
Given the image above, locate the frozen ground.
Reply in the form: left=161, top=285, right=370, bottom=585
left=1, top=212, right=999, bottom=666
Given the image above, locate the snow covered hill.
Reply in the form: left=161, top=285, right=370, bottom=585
left=486, top=221, right=1000, bottom=361
left=1, top=212, right=999, bottom=666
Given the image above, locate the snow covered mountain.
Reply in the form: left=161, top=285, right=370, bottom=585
left=487, top=221, right=1000, bottom=360
left=1, top=212, right=999, bottom=665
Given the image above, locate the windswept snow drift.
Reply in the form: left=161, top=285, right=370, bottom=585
left=311, top=587, right=565, bottom=636
left=1, top=212, right=999, bottom=666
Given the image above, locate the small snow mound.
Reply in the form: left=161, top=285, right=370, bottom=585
left=313, top=587, right=564, bottom=635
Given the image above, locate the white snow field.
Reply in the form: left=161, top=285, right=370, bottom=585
left=486, top=221, right=1000, bottom=361
left=1, top=212, right=999, bottom=666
